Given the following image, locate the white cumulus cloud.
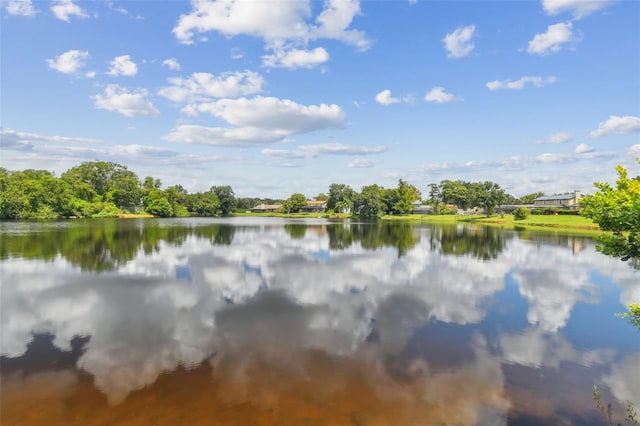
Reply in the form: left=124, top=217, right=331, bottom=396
left=165, top=97, right=345, bottom=146
left=162, top=58, right=181, bottom=71
left=262, top=143, right=386, bottom=159
left=527, top=22, right=579, bottom=55
left=375, top=89, right=400, bottom=106
left=46, top=50, right=89, bottom=74
left=486, top=76, right=557, bottom=91
left=590, top=115, right=640, bottom=138
left=183, top=96, right=345, bottom=134
left=172, top=0, right=370, bottom=52
left=51, top=0, right=87, bottom=22
left=0, top=127, right=102, bottom=151
left=442, top=24, right=476, bottom=59
left=158, top=71, right=264, bottom=103
left=574, top=143, right=595, bottom=154
left=348, top=158, right=381, bottom=168
left=375, top=89, right=413, bottom=106
left=92, top=85, right=160, bottom=117
left=262, top=47, right=330, bottom=69
left=164, top=124, right=284, bottom=146
left=542, top=0, right=615, bottom=19
left=536, top=131, right=572, bottom=144
left=107, top=55, right=138, bottom=77
left=5, top=0, right=35, bottom=16
left=424, top=87, right=457, bottom=104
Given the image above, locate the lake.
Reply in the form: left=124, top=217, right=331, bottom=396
left=1, top=217, right=638, bottom=425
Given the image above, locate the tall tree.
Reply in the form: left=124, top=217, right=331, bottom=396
left=62, top=161, right=119, bottom=198
left=187, top=192, right=220, bottom=216
left=428, top=183, right=441, bottom=209
left=471, top=181, right=506, bottom=216
left=109, top=169, right=142, bottom=209
left=440, top=180, right=470, bottom=210
left=518, top=192, right=544, bottom=204
left=580, top=163, right=640, bottom=263
left=327, top=183, right=356, bottom=213
left=211, top=185, right=236, bottom=215
left=394, top=179, right=421, bottom=214
left=354, top=184, right=385, bottom=218
left=283, top=193, right=307, bottom=213
left=144, top=189, right=173, bottom=217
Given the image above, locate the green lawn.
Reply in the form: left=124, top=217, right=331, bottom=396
left=233, top=211, right=605, bottom=235
left=382, top=213, right=604, bottom=234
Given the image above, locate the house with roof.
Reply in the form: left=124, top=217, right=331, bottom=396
left=412, top=200, right=432, bottom=214
left=302, top=200, right=327, bottom=213
left=533, top=191, right=583, bottom=210
left=250, top=203, right=283, bottom=213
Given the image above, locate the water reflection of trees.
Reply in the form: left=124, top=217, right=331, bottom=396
left=514, top=230, right=595, bottom=256
left=284, top=223, right=307, bottom=239
left=327, top=222, right=420, bottom=257
left=428, top=224, right=507, bottom=260
left=0, top=220, right=235, bottom=272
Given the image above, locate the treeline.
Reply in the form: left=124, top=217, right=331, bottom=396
left=1, top=160, right=531, bottom=220
left=0, top=161, right=237, bottom=220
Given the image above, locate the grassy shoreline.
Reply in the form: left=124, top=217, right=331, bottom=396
left=46, top=211, right=605, bottom=237
left=381, top=213, right=605, bottom=236
left=232, top=212, right=603, bottom=234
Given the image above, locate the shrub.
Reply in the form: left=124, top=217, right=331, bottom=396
left=91, top=202, right=120, bottom=218
left=513, top=207, right=530, bottom=220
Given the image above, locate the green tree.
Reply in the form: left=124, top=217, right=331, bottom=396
left=580, top=163, right=640, bottom=262
left=394, top=179, right=421, bottom=214
left=283, top=193, right=307, bottom=213
left=211, top=185, right=236, bottom=215
left=354, top=184, right=385, bottom=219
left=518, top=192, right=544, bottom=205
left=187, top=192, right=220, bottom=216
left=165, top=184, right=189, bottom=217
left=513, top=207, right=530, bottom=220
left=62, top=161, right=119, bottom=198
left=617, top=303, right=640, bottom=332
left=144, top=189, right=173, bottom=217
left=428, top=183, right=441, bottom=210
left=143, top=176, right=162, bottom=191
left=381, top=187, right=399, bottom=215
left=109, top=169, right=141, bottom=210
left=440, top=180, right=470, bottom=210
left=327, top=183, right=356, bottom=213
left=470, top=181, right=506, bottom=216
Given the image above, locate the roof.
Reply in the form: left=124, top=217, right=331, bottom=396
left=251, top=204, right=282, bottom=210
left=534, top=194, right=578, bottom=201
left=306, top=200, right=327, bottom=206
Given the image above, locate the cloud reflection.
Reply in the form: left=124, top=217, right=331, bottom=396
left=1, top=219, right=638, bottom=423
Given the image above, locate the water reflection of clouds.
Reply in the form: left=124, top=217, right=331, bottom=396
left=1, top=223, right=638, bottom=418
left=603, top=353, right=640, bottom=408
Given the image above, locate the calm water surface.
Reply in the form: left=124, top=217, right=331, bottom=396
left=1, top=217, right=638, bottom=425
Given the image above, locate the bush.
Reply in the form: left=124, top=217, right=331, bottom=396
left=91, top=202, right=120, bottom=218
left=513, top=207, right=530, bottom=220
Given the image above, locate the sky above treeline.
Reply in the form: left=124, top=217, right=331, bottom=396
left=1, top=0, right=639, bottom=199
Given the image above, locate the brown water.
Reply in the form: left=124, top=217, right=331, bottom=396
left=1, top=218, right=638, bottom=425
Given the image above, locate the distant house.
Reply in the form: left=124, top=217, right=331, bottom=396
left=302, top=200, right=327, bottom=213
left=250, top=203, right=282, bottom=213
left=412, top=201, right=432, bottom=214
left=533, top=191, right=583, bottom=210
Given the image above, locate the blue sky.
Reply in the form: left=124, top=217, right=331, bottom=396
left=1, top=0, right=639, bottom=199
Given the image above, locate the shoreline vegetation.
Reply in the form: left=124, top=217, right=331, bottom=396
left=110, top=211, right=603, bottom=236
